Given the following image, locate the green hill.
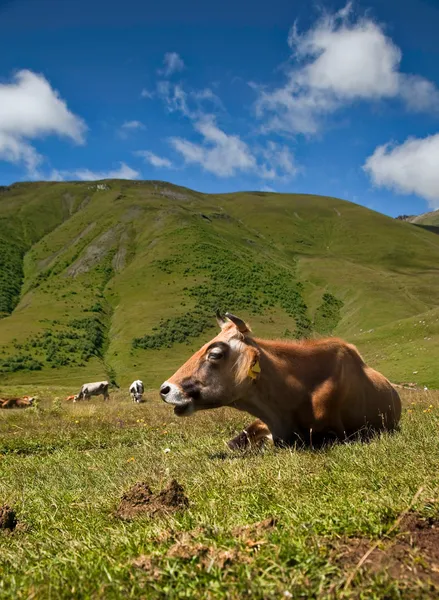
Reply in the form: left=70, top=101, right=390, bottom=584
left=407, top=209, right=439, bottom=226
left=1, top=180, right=439, bottom=390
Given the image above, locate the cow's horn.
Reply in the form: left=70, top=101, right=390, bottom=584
left=225, top=312, right=249, bottom=333
left=216, top=309, right=227, bottom=329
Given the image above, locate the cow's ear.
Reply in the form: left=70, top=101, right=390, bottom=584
left=247, top=347, right=261, bottom=380
left=225, top=312, right=250, bottom=333
left=216, top=309, right=227, bottom=330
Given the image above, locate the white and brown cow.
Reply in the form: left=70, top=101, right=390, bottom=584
left=160, top=311, right=401, bottom=449
left=74, top=381, right=110, bottom=402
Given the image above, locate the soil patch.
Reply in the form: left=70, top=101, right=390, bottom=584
left=131, top=555, right=162, bottom=580
left=166, top=541, right=246, bottom=570
left=335, top=513, right=439, bottom=588
left=232, top=517, right=277, bottom=540
left=115, top=479, right=189, bottom=520
left=0, top=505, right=17, bottom=531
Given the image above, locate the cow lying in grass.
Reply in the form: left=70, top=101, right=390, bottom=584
left=160, top=311, right=401, bottom=449
left=0, top=396, right=35, bottom=409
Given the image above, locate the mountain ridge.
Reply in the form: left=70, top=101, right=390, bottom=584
left=1, top=180, right=439, bottom=389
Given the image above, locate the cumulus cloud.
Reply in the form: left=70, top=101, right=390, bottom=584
left=0, top=132, right=42, bottom=174
left=170, top=117, right=256, bottom=177
left=51, top=162, right=140, bottom=181
left=363, top=134, right=439, bottom=208
left=135, top=150, right=173, bottom=168
left=399, top=75, right=439, bottom=113
left=158, top=52, right=185, bottom=77
left=255, top=4, right=439, bottom=135
left=169, top=116, right=299, bottom=180
left=0, top=69, right=86, bottom=174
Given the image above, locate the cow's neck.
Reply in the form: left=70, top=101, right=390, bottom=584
left=233, top=338, right=305, bottom=440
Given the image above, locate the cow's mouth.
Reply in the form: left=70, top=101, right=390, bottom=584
left=174, top=401, right=194, bottom=417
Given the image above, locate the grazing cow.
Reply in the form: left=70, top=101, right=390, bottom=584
left=160, top=311, right=401, bottom=448
left=129, top=380, right=144, bottom=403
left=74, top=381, right=109, bottom=402
left=0, top=396, right=35, bottom=409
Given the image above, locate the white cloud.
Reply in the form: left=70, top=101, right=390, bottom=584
left=255, top=4, right=439, bottom=135
left=157, top=81, right=192, bottom=117
left=118, top=120, right=145, bottom=139
left=0, top=131, right=42, bottom=174
left=156, top=81, right=223, bottom=119
left=141, top=88, right=154, bottom=99
left=121, top=120, right=145, bottom=130
left=260, top=142, right=301, bottom=180
left=135, top=150, right=173, bottom=168
left=170, top=117, right=256, bottom=177
left=154, top=78, right=298, bottom=181
left=52, top=162, right=140, bottom=181
left=0, top=69, right=86, bottom=173
left=363, top=134, right=439, bottom=208
left=158, top=52, right=185, bottom=77
left=399, top=75, right=439, bottom=113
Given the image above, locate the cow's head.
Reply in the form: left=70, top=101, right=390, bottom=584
left=160, top=311, right=261, bottom=416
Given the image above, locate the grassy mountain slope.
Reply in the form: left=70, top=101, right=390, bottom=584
left=1, top=180, right=439, bottom=390
left=408, top=209, right=439, bottom=226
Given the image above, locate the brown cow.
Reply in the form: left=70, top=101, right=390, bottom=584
left=0, top=396, right=35, bottom=409
left=160, top=311, right=401, bottom=448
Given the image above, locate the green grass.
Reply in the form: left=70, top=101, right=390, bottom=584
left=1, top=180, right=439, bottom=389
left=1, top=387, right=439, bottom=598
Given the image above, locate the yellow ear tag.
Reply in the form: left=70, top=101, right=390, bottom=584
left=248, top=360, right=261, bottom=380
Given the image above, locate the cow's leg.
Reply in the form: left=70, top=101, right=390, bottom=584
left=227, top=419, right=272, bottom=450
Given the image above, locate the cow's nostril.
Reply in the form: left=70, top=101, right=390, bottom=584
left=160, top=385, right=171, bottom=397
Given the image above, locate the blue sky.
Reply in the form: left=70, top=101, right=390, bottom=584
left=1, top=0, right=439, bottom=217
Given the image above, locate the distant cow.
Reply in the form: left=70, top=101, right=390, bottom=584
left=129, top=380, right=144, bottom=403
left=0, top=396, right=35, bottom=409
left=74, top=381, right=109, bottom=402
left=65, top=395, right=76, bottom=402
left=160, top=311, right=402, bottom=448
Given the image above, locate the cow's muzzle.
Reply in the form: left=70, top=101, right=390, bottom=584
left=160, top=381, right=188, bottom=405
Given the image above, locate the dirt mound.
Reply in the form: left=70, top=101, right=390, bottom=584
left=0, top=505, right=17, bottom=531
left=335, top=513, right=439, bottom=588
left=115, top=479, right=189, bottom=520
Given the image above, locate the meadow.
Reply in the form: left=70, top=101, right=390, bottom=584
left=1, top=386, right=439, bottom=599
left=2, top=181, right=439, bottom=598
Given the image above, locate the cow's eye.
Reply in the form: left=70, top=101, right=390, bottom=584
left=208, top=349, right=224, bottom=361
